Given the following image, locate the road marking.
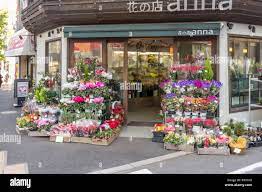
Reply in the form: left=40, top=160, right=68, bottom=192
left=228, top=161, right=262, bottom=174
left=129, top=169, right=152, bottom=174
left=88, top=151, right=191, bottom=174
left=0, top=111, right=17, bottom=114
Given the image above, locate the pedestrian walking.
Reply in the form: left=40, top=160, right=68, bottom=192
left=0, top=74, right=3, bottom=88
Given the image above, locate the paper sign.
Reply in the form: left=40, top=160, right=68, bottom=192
left=192, top=126, right=201, bottom=133
left=55, top=136, right=64, bottom=143
left=234, top=148, right=241, bottom=154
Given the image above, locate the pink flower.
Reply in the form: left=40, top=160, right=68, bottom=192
left=36, top=119, right=50, bottom=127
left=194, top=80, right=203, bottom=88
left=85, top=82, right=97, bottom=89
left=96, top=82, right=105, bottom=88
left=72, top=96, right=85, bottom=103
left=93, top=97, right=104, bottom=104
left=95, top=69, right=105, bottom=75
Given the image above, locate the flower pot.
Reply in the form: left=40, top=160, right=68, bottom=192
left=192, top=112, right=199, bottom=117
left=176, top=111, right=183, bottom=117
left=200, top=112, right=207, bottom=118
left=184, top=112, right=191, bottom=117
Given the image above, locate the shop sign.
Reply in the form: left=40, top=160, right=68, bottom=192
left=177, top=29, right=214, bottom=37
left=127, top=0, right=232, bottom=13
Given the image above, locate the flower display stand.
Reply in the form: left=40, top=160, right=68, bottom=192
left=49, top=135, right=72, bottom=143
left=28, top=130, right=49, bottom=137
left=164, top=143, right=195, bottom=152
left=16, top=126, right=29, bottom=135
left=197, top=147, right=230, bottom=155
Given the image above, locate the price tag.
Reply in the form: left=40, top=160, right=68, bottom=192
left=55, top=136, right=64, bottom=143
left=192, top=126, right=201, bottom=133
left=234, top=148, right=241, bottom=154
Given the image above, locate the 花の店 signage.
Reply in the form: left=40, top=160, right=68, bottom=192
left=127, top=0, right=232, bottom=13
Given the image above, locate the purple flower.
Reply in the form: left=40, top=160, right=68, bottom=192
left=160, top=79, right=171, bottom=89
left=212, top=80, right=223, bottom=88
left=202, top=81, right=211, bottom=88
left=78, top=83, right=87, bottom=91
left=165, top=93, right=176, bottom=99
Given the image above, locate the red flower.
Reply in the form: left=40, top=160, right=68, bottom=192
left=105, top=119, right=120, bottom=129
left=203, top=119, right=217, bottom=128
left=72, top=96, right=85, bottom=103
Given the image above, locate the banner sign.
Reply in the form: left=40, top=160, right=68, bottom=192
left=127, top=0, right=232, bottom=13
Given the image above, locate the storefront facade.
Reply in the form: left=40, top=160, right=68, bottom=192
left=5, top=28, right=36, bottom=87
left=21, top=0, right=262, bottom=125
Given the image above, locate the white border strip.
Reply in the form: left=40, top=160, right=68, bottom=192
left=228, top=161, right=262, bottom=174
left=88, top=151, right=191, bottom=174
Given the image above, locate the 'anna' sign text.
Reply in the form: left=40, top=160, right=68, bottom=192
left=128, top=0, right=232, bottom=13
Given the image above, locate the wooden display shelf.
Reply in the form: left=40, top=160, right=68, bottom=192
left=164, top=143, right=195, bottom=152
left=16, top=126, right=29, bottom=135
left=28, top=130, right=49, bottom=137
left=71, top=129, right=121, bottom=146
left=197, top=147, right=230, bottom=155
left=49, top=135, right=71, bottom=143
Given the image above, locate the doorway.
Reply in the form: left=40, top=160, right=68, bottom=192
left=106, top=38, right=216, bottom=126
left=127, top=38, right=174, bottom=124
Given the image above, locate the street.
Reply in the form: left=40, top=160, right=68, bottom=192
left=0, top=90, right=262, bottom=174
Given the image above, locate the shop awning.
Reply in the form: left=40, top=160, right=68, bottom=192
left=64, top=22, right=221, bottom=38
left=5, top=28, right=35, bottom=57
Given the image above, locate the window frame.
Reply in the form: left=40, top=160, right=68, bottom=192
left=45, top=38, right=62, bottom=76
left=228, top=36, right=262, bottom=113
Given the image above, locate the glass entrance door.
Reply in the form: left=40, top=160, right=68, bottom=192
left=127, top=38, right=174, bottom=122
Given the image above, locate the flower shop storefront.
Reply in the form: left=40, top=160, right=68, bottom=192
left=64, top=23, right=220, bottom=124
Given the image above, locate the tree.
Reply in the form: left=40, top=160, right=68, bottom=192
left=0, top=10, right=8, bottom=62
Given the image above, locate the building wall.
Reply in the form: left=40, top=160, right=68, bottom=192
left=36, top=28, right=63, bottom=84
left=226, top=22, right=262, bottom=124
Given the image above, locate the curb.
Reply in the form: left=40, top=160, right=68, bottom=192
left=88, top=151, right=191, bottom=174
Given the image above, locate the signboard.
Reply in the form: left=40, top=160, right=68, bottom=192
left=14, top=79, right=29, bottom=98
left=127, top=0, right=232, bottom=13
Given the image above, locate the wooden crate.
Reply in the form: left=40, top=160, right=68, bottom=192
left=71, top=129, right=121, bottom=146
left=197, top=147, right=230, bottom=155
left=49, top=136, right=71, bottom=143
left=16, top=126, right=29, bottom=135
left=164, top=143, right=195, bottom=152
left=28, top=130, right=49, bottom=137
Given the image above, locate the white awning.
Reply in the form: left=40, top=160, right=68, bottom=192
left=5, top=28, right=35, bottom=57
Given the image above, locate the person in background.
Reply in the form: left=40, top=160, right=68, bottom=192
left=0, top=74, right=3, bottom=88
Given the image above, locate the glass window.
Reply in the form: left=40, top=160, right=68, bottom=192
left=69, top=41, right=102, bottom=68
left=229, top=37, right=262, bottom=109
left=47, top=40, right=61, bottom=76
left=107, top=42, right=124, bottom=81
